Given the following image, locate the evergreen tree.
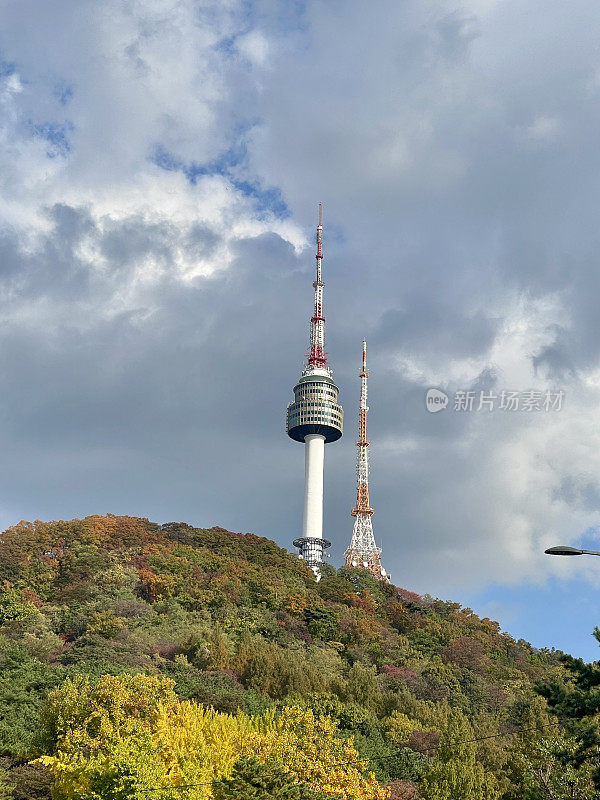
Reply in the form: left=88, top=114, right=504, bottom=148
left=212, top=757, right=341, bottom=800
left=536, top=632, right=600, bottom=789
left=208, top=623, right=230, bottom=670
left=419, top=708, right=500, bottom=800
left=0, top=768, right=14, bottom=800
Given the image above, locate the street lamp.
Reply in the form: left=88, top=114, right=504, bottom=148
left=545, top=546, right=600, bottom=557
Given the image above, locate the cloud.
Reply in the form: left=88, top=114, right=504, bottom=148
left=524, top=115, right=562, bottom=141
left=1, top=0, right=600, bottom=651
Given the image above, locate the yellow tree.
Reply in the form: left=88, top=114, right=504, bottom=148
left=36, top=674, right=389, bottom=800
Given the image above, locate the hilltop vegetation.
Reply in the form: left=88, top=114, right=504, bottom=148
left=0, top=514, right=593, bottom=798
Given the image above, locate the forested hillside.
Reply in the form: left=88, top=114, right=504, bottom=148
left=0, top=515, right=592, bottom=798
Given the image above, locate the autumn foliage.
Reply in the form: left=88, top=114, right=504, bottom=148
left=0, top=515, right=584, bottom=799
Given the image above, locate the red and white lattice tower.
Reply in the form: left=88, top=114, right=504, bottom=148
left=286, top=205, right=343, bottom=577
left=344, top=341, right=389, bottom=581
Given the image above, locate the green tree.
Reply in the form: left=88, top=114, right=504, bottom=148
left=8, top=763, right=53, bottom=800
left=419, top=708, right=500, bottom=800
left=234, top=634, right=324, bottom=698
left=536, top=637, right=600, bottom=792
left=208, top=623, right=230, bottom=670
left=511, top=736, right=599, bottom=799
left=212, top=757, right=341, bottom=800
left=87, top=609, right=123, bottom=639
left=0, top=587, right=37, bottom=624
left=304, top=608, right=338, bottom=641
left=342, top=663, right=381, bottom=708
left=0, top=649, right=62, bottom=757
left=0, top=768, right=15, bottom=800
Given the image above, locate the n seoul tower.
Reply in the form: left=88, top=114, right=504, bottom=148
left=344, top=340, right=389, bottom=581
left=286, top=205, right=343, bottom=576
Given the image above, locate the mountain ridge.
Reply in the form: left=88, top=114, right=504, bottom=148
left=0, top=514, right=576, bottom=799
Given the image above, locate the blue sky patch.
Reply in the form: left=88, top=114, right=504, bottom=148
left=150, top=140, right=289, bottom=219
left=30, top=120, right=74, bottom=158
left=0, top=56, right=15, bottom=78
left=53, top=82, right=74, bottom=106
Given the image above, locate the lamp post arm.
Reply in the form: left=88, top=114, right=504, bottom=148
left=545, top=545, right=600, bottom=557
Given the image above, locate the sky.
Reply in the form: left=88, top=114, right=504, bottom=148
left=2, top=0, right=600, bottom=658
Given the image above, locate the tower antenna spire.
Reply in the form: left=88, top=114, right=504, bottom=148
left=307, top=203, right=328, bottom=371
left=344, top=340, right=389, bottom=581
left=286, top=205, right=343, bottom=578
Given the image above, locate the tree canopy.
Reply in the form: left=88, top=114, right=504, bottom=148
left=0, top=514, right=586, bottom=798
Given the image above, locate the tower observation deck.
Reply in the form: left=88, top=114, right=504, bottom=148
left=286, top=204, right=343, bottom=576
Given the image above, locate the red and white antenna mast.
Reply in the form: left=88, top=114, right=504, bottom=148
left=344, top=340, right=389, bottom=581
left=306, top=203, right=329, bottom=373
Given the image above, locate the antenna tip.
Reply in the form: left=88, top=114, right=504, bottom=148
left=318, top=202, right=322, bottom=227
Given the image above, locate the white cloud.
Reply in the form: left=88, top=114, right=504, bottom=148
left=1, top=0, right=600, bottom=625
left=236, top=30, right=270, bottom=67
left=524, top=115, right=563, bottom=141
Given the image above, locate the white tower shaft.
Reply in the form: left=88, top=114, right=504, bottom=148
left=302, top=433, right=325, bottom=539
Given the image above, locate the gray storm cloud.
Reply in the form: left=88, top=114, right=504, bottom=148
left=0, top=0, right=600, bottom=604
